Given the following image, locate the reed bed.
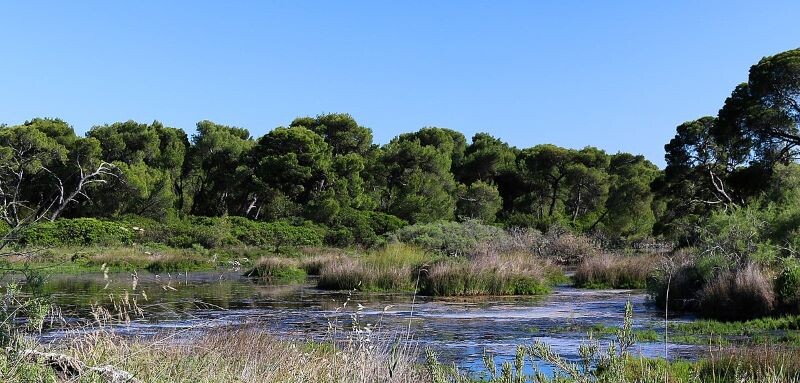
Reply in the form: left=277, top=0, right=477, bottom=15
left=573, top=253, right=659, bottom=289
left=421, top=253, right=563, bottom=296
left=317, top=257, right=414, bottom=291
left=245, top=256, right=308, bottom=284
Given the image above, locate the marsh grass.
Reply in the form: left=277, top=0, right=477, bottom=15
left=1, top=271, right=426, bottom=383
left=245, top=256, right=307, bottom=284
left=318, top=257, right=415, bottom=292
left=421, top=253, right=563, bottom=296
left=698, top=263, right=776, bottom=321
left=145, top=253, right=211, bottom=273
left=574, top=253, right=659, bottom=289
left=316, top=244, right=431, bottom=292
left=3, top=327, right=425, bottom=383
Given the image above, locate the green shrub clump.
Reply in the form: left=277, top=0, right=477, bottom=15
left=777, top=258, right=800, bottom=314
left=19, top=218, right=133, bottom=247
left=393, top=219, right=507, bottom=256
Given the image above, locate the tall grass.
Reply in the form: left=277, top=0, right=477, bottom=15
left=317, top=257, right=415, bottom=292
left=697, top=263, right=776, bottom=321
left=316, top=243, right=429, bottom=292
left=245, top=257, right=307, bottom=284
left=573, top=253, right=658, bottom=289
left=4, top=326, right=424, bottom=382
left=421, top=253, right=563, bottom=296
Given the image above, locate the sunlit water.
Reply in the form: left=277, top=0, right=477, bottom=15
left=29, top=271, right=701, bottom=375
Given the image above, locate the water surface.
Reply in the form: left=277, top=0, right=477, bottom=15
left=33, top=271, right=701, bottom=373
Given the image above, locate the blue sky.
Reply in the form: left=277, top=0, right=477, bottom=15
left=2, top=1, right=799, bottom=166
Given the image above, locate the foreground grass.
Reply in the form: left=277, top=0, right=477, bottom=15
left=2, top=328, right=425, bottom=382
left=6, top=325, right=800, bottom=383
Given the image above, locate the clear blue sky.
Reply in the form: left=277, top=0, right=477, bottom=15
left=2, top=1, right=800, bottom=166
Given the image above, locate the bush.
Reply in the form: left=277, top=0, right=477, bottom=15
left=777, top=258, right=800, bottom=313
left=394, top=219, right=507, bottom=256
left=126, top=215, right=324, bottom=251
left=541, top=229, right=599, bottom=265
left=19, top=219, right=133, bottom=247
left=649, top=262, right=704, bottom=312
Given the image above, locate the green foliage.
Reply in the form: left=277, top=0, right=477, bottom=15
left=19, top=218, right=133, bottom=247
left=456, top=181, right=502, bottom=223
left=393, top=219, right=506, bottom=256
left=239, top=221, right=324, bottom=252
left=777, top=258, right=800, bottom=313
left=145, top=254, right=210, bottom=273
left=245, top=257, right=308, bottom=284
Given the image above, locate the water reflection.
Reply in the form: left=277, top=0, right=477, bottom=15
left=30, top=271, right=701, bottom=373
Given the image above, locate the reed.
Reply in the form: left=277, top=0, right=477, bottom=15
left=421, top=253, right=562, bottom=296
left=573, top=253, right=659, bottom=289
left=245, top=257, right=307, bottom=284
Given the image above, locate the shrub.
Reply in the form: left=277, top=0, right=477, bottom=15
left=649, top=262, right=704, bottom=312
left=697, top=263, right=776, bottom=321
left=777, top=258, right=800, bottom=313
left=326, top=209, right=406, bottom=248
left=238, top=221, right=323, bottom=252
left=19, top=219, right=133, bottom=247
left=541, top=229, right=599, bottom=265
left=574, top=253, right=658, bottom=289
left=245, top=257, right=307, bottom=284
left=393, top=219, right=507, bottom=256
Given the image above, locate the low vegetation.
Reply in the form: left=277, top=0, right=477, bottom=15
left=421, top=253, right=563, bottom=296
left=245, top=257, right=308, bottom=284
left=573, top=253, right=659, bottom=289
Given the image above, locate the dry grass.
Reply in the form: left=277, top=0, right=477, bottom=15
left=698, top=263, right=776, bottom=321
left=421, top=253, right=562, bottom=296
left=574, top=253, right=659, bottom=289
left=317, top=257, right=414, bottom=291
left=300, top=253, right=348, bottom=275
left=700, top=346, right=800, bottom=381
left=4, top=327, right=425, bottom=383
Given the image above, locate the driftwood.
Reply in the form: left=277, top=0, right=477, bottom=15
left=20, top=348, right=141, bottom=383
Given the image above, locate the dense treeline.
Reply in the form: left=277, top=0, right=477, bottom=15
left=0, top=115, right=659, bottom=247
left=2, top=48, right=800, bottom=255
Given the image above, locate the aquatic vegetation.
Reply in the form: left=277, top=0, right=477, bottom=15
left=317, top=257, right=415, bottom=292
left=245, top=257, right=307, bottom=284
left=421, top=253, right=563, bottom=296
left=145, top=253, right=211, bottom=273
left=573, top=253, right=658, bottom=289
left=696, top=263, right=776, bottom=321
left=426, top=302, right=800, bottom=383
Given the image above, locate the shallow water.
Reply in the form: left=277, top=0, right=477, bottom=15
left=33, top=271, right=701, bottom=374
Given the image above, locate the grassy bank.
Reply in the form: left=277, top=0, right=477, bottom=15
left=0, top=245, right=268, bottom=275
